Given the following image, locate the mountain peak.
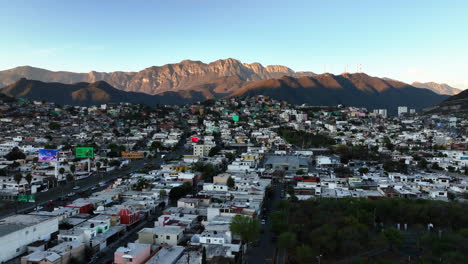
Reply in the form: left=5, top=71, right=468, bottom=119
left=412, top=81, right=461, bottom=95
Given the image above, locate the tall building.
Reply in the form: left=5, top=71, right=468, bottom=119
left=398, top=106, right=408, bottom=117
left=373, top=109, right=387, bottom=118
left=193, top=144, right=215, bottom=157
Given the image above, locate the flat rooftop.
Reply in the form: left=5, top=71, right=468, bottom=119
left=0, top=214, right=57, bottom=237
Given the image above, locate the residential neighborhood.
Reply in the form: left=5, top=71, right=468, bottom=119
left=0, top=94, right=467, bottom=263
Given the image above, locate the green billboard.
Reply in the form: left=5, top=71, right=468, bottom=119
left=18, top=194, right=35, bottom=202
left=76, top=147, right=94, bottom=158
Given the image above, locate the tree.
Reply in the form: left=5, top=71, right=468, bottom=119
left=66, top=173, right=74, bottom=184
left=25, top=173, right=33, bottom=192
left=358, top=167, right=369, bottom=175
left=277, top=231, right=297, bottom=249
left=227, top=176, right=235, bottom=189
left=382, top=227, right=403, bottom=251
left=418, top=158, right=428, bottom=170
left=70, top=164, right=76, bottom=185
left=150, top=141, right=163, bottom=151
left=58, top=167, right=65, bottom=182
left=269, top=211, right=288, bottom=235
left=230, top=215, right=260, bottom=244
left=296, top=169, right=305, bottom=175
left=5, top=147, right=26, bottom=161
left=296, top=244, right=314, bottom=264
left=208, top=146, right=221, bottom=157
left=201, top=247, right=207, bottom=264
left=48, top=122, right=61, bottom=130
left=14, top=173, right=22, bottom=192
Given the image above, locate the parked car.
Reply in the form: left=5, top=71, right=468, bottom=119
left=67, top=192, right=76, bottom=197
left=73, top=186, right=80, bottom=190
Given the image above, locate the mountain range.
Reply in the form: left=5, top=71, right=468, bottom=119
left=412, top=82, right=461, bottom=95
left=0, top=78, right=207, bottom=106
left=0, top=59, right=455, bottom=113
left=0, top=59, right=315, bottom=96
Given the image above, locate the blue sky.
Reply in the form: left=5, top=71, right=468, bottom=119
left=1, top=0, right=467, bottom=89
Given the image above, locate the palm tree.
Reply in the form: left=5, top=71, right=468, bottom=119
left=96, top=162, right=102, bottom=179
left=66, top=173, right=74, bottom=184
left=70, top=165, right=76, bottom=185
left=25, top=173, right=33, bottom=193
left=14, top=173, right=23, bottom=193
left=58, top=167, right=65, bottom=185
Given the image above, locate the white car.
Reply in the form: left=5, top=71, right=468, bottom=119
left=72, top=186, right=80, bottom=190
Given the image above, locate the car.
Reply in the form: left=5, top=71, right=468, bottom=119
left=261, top=219, right=266, bottom=225
left=67, top=192, right=76, bottom=197
left=41, top=188, right=49, bottom=192
left=73, top=186, right=80, bottom=190
left=99, top=182, right=106, bottom=186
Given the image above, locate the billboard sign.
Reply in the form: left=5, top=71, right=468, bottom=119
left=191, top=137, right=199, bottom=143
left=76, top=147, right=94, bottom=158
left=38, top=149, right=58, bottom=162
left=18, top=194, right=35, bottom=202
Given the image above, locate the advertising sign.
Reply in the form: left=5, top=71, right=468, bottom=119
left=76, top=147, right=94, bottom=158
left=232, top=115, right=239, bottom=122
left=191, top=137, right=199, bottom=143
left=38, top=149, right=58, bottom=162
left=18, top=194, right=35, bottom=202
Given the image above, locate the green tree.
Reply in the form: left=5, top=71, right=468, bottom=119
left=48, top=122, right=61, bottom=130
left=5, top=147, right=26, bottom=161
left=296, top=244, right=314, bottom=264
left=14, top=173, right=22, bottom=192
left=358, top=167, right=369, bottom=175
left=227, top=176, right=235, bottom=189
left=418, top=158, right=428, bottom=170
left=230, top=215, right=260, bottom=244
left=208, top=146, right=221, bottom=157
left=296, top=169, right=305, bottom=175
left=382, top=227, right=403, bottom=251
left=269, top=211, right=288, bottom=235
left=25, top=173, right=33, bottom=192
left=66, top=173, right=74, bottom=184
left=58, top=167, right=65, bottom=182
left=277, top=231, right=297, bottom=249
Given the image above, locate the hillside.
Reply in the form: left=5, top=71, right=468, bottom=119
left=232, top=73, right=447, bottom=113
left=425, top=89, right=468, bottom=114
left=0, top=78, right=205, bottom=106
left=412, top=82, right=461, bottom=95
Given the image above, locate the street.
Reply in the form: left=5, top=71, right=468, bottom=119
left=246, top=181, right=284, bottom=264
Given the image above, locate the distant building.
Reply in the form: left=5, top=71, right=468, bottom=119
left=373, top=109, right=387, bottom=118
left=193, top=144, right=214, bottom=157
left=398, top=106, right=408, bottom=117
left=264, top=156, right=309, bottom=174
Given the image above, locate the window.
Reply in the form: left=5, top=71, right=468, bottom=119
left=207, top=239, right=211, bottom=243
left=166, top=235, right=170, bottom=240
left=155, top=235, right=158, bottom=238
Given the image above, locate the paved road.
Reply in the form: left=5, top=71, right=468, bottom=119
left=245, top=181, right=284, bottom=264
left=0, top=138, right=189, bottom=218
